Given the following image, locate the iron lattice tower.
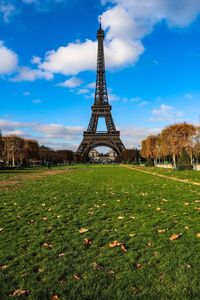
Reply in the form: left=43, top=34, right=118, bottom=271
left=76, top=22, right=125, bottom=159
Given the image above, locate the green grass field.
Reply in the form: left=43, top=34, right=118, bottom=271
left=134, top=165, right=200, bottom=183
left=0, top=165, right=200, bottom=299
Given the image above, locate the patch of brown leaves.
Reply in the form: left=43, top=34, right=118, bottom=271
left=169, top=233, right=182, bottom=241
left=79, top=227, right=89, bottom=234
left=109, top=240, right=127, bottom=252
left=11, top=289, right=29, bottom=296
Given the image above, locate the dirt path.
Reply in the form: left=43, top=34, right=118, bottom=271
left=121, top=165, right=200, bottom=187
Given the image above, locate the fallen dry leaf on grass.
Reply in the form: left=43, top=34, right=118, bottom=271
left=58, top=253, right=65, bottom=258
left=73, top=274, right=81, bottom=280
left=50, top=294, right=60, bottom=300
left=121, top=244, right=127, bottom=252
left=187, top=264, right=192, bottom=269
left=107, top=270, right=115, bottom=275
left=84, top=238, right=92, bottom=246
left=162, top=199, right=168, bottom=202
left=0, top=264, right=8, bottom=270
left=140, top=192, right=147, bottom=196
left=197, top=233, right=200, bottom=238
left=195, top=207, right=200, bottom=211
left=169, top=233, right=182, bottom=241
left=129, top=233, right=136, bottom=237
left=92, top=262, right=103, bottom=270
left=27, top=220, right=34, bottom=224
left=60, top=279, right=67, bottom=285
left=118, top=216, right=124, bottom=220
left=156, top=207, right=161, bottom=212
left=42, top=243, right=53, bottom=249
left=79, top=228, right=89, bottom=234
left=135, top=263, right=143, bottom=269
left=158, top=229, right=166, bottom=234
left=147, top=242, right=153, bottom=247
left=12, top=289, right=29, bottom=296
left=109, top=240, right=127, bottom=252
left=109, top=240, right=122, bottom=248
left=184, top=202, right=190, bottom=206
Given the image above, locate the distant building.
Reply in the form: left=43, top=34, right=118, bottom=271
left=88, top=148, right=117, bottom=163
left=107, top=150, right=117, bottom=161
left=89, top=149, right=100, bottom=159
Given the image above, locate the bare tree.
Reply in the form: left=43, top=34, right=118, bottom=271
left=0, top=131, right=4, bottom=161
left=24, top=139, right=40, bottom=165
left=4, top=135, right=25, bottom=166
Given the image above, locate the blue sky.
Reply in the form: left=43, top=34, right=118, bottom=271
left=0, top=0, right=200, bottom=150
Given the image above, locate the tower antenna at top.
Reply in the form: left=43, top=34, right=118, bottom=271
left=99, top=16, right=102, bottom=29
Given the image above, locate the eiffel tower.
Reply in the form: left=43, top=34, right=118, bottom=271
left=76, top=21, right=125, bottom=160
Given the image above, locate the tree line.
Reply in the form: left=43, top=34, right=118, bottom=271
left=2, top=123, right=199, bottom=167
left=141, top=123, right=200, bottom=165
left=0, top=133, right=74, bottom=167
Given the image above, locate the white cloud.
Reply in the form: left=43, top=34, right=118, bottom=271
left=150, top=104, right=183, bottom=122
left=35, top=123, right=83, bottom=139
left=108, top=93, right=120, bottom=102
left=0, top=118, right=162, bottom=150
left=57, top=77, right=83, bottom=88
left=5, top=129, right=25, bottom=136
left=10, top=66, right=53, bottom=82
left=0, top=119, right=29, bottom=131
left=103, top=0, right=200, bottom=28
left=138, top=101, right=149, bottom=108
left=31, top=56, right=41, bottom=64
left=87, top=82, right=96, bottom=89
left=40, top=35, right=144, bottom=76
left=38, top=0, right=200, bottom=76
left=0, top=41, right=18, bottom=75
left=121, top=126, right=161, bottom=148
left=0, top=2, right=15, bottom=22
left=77, top=89, right=89, bottom=95
left=0, top=118, right=83, bottom=150
left=3, top=0, right=200, bottom=81
left=40, top=40, right=97, bottom=75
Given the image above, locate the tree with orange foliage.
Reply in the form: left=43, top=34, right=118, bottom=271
left=159, top=123, right=196, bottom=165
left=141, top=135, right=160, bottom=164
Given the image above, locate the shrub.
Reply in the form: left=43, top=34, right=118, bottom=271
left=145, top=157, right=155, bottom=167
left=176, top=148, right=193, bottom=171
